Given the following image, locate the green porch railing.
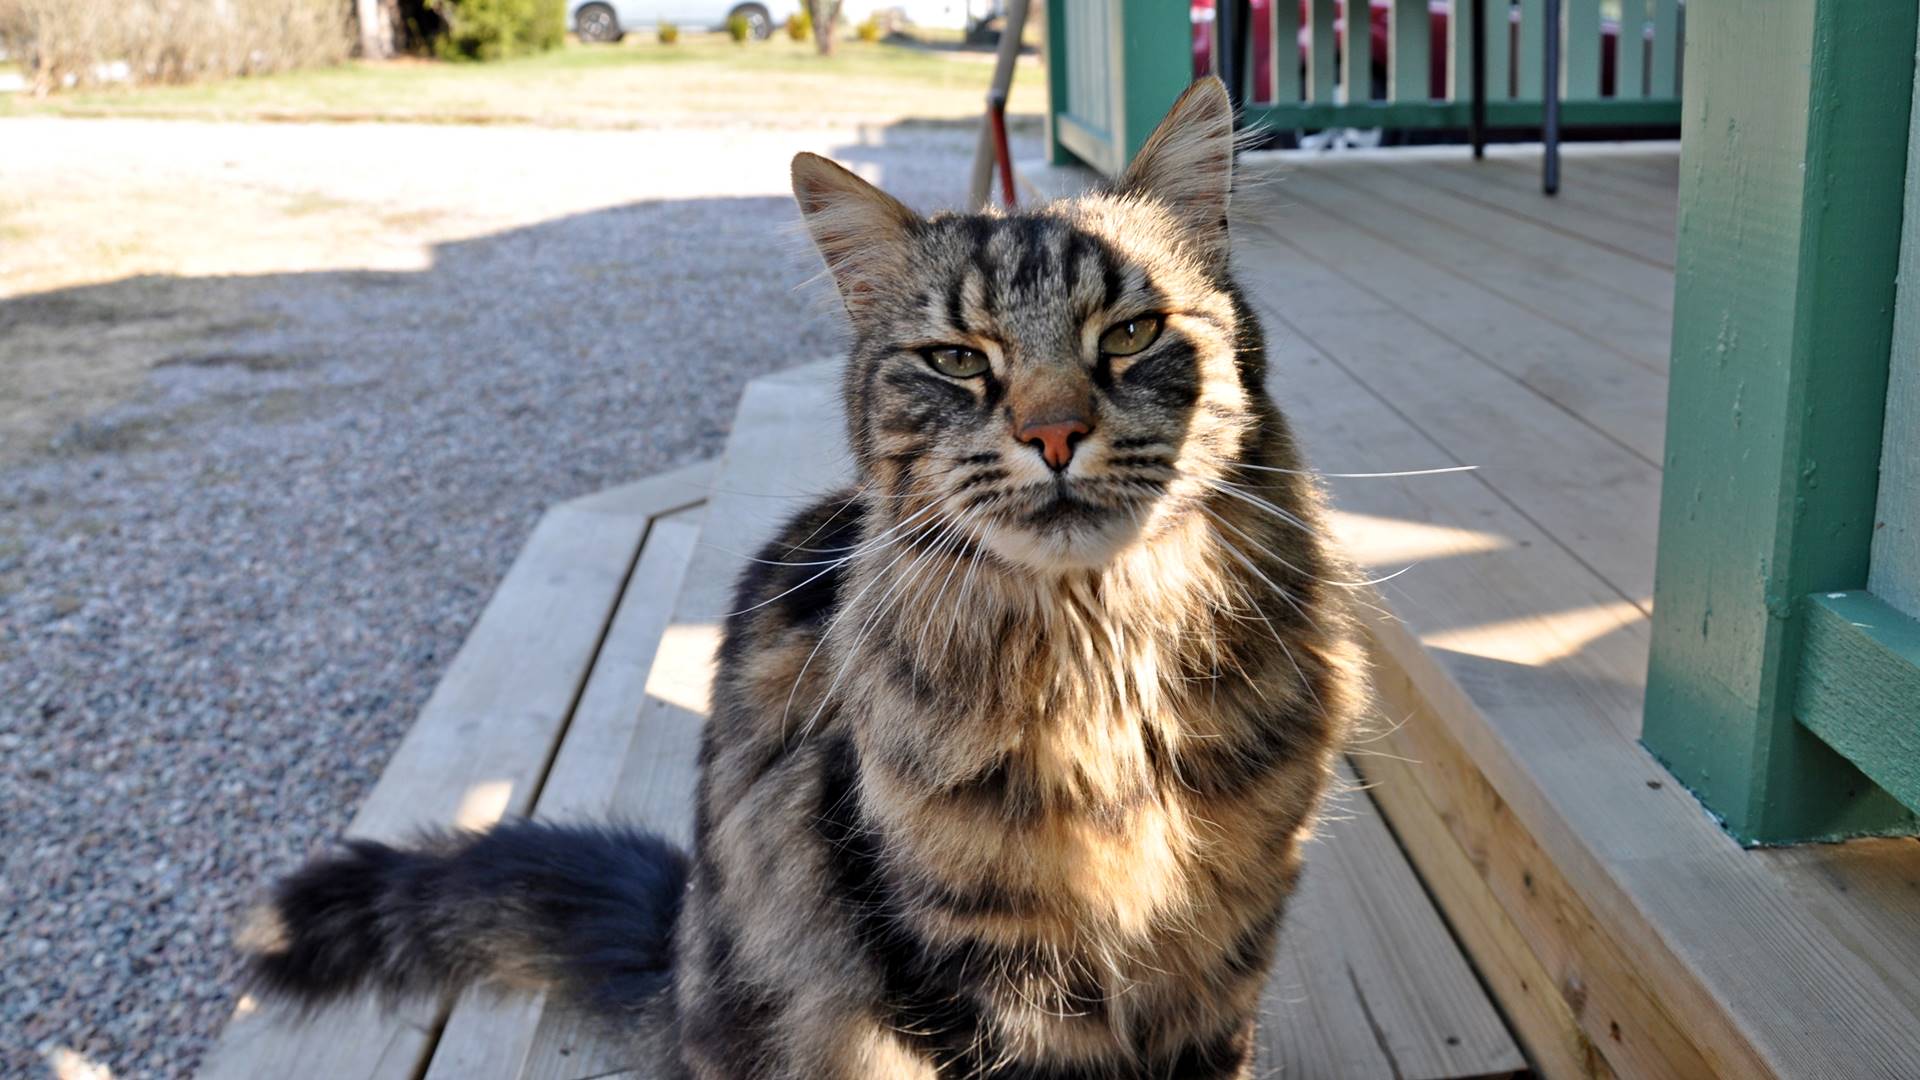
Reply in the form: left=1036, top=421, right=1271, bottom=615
left=1045, top=0, right=1685, bottom=176
left=1642, top=0, right=1920, bottom=845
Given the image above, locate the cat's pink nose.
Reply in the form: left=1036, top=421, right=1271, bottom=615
left=1018, top=417, right=1091, bottom=471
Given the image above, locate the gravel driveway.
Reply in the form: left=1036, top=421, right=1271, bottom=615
left=0, top=116, right=1038, bottom=1079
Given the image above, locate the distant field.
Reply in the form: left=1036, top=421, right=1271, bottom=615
left=0, top=35, right=1045, bottom=127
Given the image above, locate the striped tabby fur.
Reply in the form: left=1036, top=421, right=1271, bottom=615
left=242, top=78, right=1363, bottom=1080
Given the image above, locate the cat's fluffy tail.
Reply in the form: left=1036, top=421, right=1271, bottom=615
left=241, top=821, right=688, bottom=1017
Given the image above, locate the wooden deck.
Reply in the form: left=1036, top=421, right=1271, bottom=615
left=199, top=374, right=1524, bottom=1077
left=1229, top=142, right=1920, bottom=1078
left=198, top=141, right=1920, bottom=1080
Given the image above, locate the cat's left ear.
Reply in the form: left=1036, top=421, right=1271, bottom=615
left=1116, top=77, right=1235, bottom=268
left=792, top=152, right=922, bottom=316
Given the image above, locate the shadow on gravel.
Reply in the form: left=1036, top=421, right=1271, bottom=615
left=0, top=117, right=1042, bottom=1080
left=0, top=193, right=837, bottom=471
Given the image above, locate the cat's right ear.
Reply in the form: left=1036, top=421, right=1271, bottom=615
left=791, top=152, right=921, bottom=316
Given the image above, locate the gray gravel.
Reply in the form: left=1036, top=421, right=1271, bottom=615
left=0, top=116, right=1038, bottom=1079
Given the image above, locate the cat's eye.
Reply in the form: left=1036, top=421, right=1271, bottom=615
left=1099, top=315, right=1165, bottom=357
left=924, top=345, right=990, bottom=379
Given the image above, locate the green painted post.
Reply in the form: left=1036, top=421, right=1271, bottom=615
left=1310, top=0, right=1337, bottom=103
left=1390, top=0, right=1429, bottom=101
left=1562, top=0, right=1599, bottom=99
left=1615, top=0, right=1646, bottom=99
left=1517, top=0, right=1545, bottom=99
left=1448, top=0, right=1473, bottom=101
left=1481, top=0, right=1511, bottom=100
left=1643, top=1, right=1920, bottom=844
left=1046, top=0, right=1075, bottom=166
left=1274, top=0, right=1302, bottom=104
left=1117, top=0, right=1196, bottom=165
left=1649, top=0, right=1680, bottom=99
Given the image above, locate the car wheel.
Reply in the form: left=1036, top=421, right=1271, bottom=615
left=575, top=2, right=622, bottom=43
left=730, top=3, right=773, bottom=40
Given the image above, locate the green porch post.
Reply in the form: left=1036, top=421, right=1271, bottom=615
left=1044, top=0, right=1194, bottom=176
left=1115, top=0, right=1195, bottom=165
left=1046, top=0, right=1075, bottom=166
left=1642, top=2, right=1920, bottom=844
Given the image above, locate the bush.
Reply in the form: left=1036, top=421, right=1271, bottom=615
left=855, top=14, right=881, bottom=42
left=726, top=13, right=752, bottom=42
left=657, top=20, right=678, bottom=44
left=0, top=0, right=351, bottom=94
left=785, top=8, right=810, bottom=42
left=432, top=0, right=565, bottom=61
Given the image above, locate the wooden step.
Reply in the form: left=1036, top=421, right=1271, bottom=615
left=447, top=361, right=1521, bottom=1080
left=206, top=356, right=1525, bottom=1078
left=196, top=462, right=713, bottom=1080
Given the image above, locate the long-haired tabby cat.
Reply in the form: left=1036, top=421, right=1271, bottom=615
left=242, top=78, right=1363, bottom=1079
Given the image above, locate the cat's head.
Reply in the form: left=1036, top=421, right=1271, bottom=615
left=792, top=78, right=1260, bottom=573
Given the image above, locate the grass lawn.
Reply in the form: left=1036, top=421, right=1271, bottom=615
left=0, top=34, right=1045, bottom=127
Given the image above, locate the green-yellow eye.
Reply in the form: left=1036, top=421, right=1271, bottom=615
left=1099, top=315, right=1165, bottom=357
left=924, top=345, right=990, bottom=378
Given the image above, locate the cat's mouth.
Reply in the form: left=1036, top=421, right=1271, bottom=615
left=1017, top=483, right=1114, bottom=528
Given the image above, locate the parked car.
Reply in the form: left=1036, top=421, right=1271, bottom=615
left=1191, top=0, right=1624, bottom=106
left=571, top=0, right=777, bottom=41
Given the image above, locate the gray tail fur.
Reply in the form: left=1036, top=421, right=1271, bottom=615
left=243, top=821, right=689, bottom=1018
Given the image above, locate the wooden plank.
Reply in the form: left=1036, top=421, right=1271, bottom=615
left=1481, top=0, right=1512, bottom=100
left=1342, top=0, right=1375, bottom=106
left=1648, top=0, right=1681, bottom=99
left=1297, top=148, right=1677, bottom=311
left=1615, top=0, right=1647, bottom=99
left=1310, top=0, right=1337, bottom=103
left=424, top=518, right=704, bottom=1080
left=1235, top=212, right=1664, bottom=606
left=1269, top=162, right=1673, bottom=375
left=1447, top=0, right=1472, bottom=101
left=1516, top=0, right=1545, bottom=99
left=197, top=998, right=438, bottom=1080
left=554, top=460, right=715, bottom=520
left=1045, top=0, right=1075, bottom=165
left=1411, top=155, right=1675, bottom=267
left=512, top=363, right=853, bottom=1080
left=1475, top=156, right=1678, bottom=233
left=1521, top=153, right=1677, bottom=204
left=1390, top=0, right=1430, bottom=102
left=1562, top=0, right=1600, bottom=99
left=1262, top=763, right=1524, bottom=1079
left=1272, top=0, right=1302, bottom=104
left=1796, top=592, right=1920, bottom=813
left=1246, top=195, right=1920, bottom=1075
left=1873, top=25, right=1920, bottom=619
left=1113, top=0, right=1192, bottom=166
left=1437, top=157, right=1678, bottom=245
left=1273, top=163, right=1670, bottom=381
left=1255, top=322, right=1705, bottom=1078
left=1353, top=679, right=1615, bottom=1080
left=198, top=498, right=658, bottom=1080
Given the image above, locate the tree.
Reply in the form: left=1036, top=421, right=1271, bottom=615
left=355, top=0, right=446, bottom=58
left=805, top=0, right=840, bottom=56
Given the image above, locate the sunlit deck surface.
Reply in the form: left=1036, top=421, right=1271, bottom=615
left=199, top=143, right=1920, bottom=1080
left=1238, top=142, right=1920, bottom=1077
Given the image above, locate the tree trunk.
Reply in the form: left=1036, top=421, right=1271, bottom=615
left=355, top=0, right=418, bottom=58
left=809, top=0, right=841, bottom=55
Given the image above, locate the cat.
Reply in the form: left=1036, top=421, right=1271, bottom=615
left=240, top=77, right=1363, bottom=1080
